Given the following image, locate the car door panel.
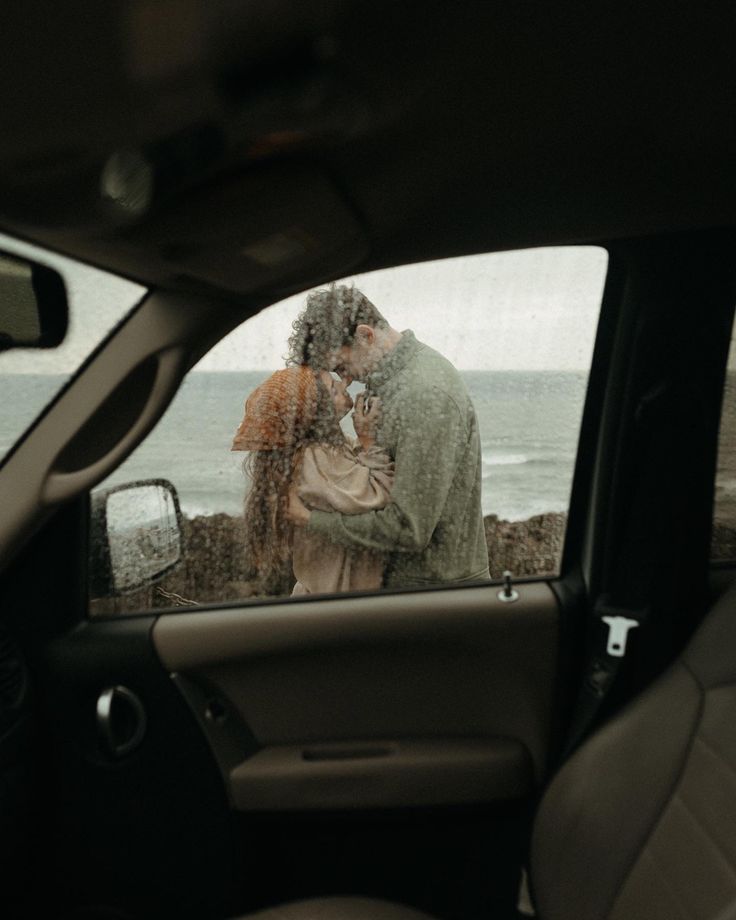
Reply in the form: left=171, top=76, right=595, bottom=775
left=153, top=581, right=558, bottom=918
left=154, top=582, right=559, bottom=802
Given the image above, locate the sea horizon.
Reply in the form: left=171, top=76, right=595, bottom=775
left=2, top=369, right=591, bottom=523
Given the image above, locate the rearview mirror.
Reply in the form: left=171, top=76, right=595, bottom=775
left=0, top=252, right=68, bottom=351
left=89, top=479, right=184, bottom=597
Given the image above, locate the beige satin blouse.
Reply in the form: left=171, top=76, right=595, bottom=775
left=292, top=441, right=394, bottom=595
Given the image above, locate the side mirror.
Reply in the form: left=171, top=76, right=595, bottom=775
left=0, top=252, right=68, bottom=350
left=89, top=479, right=184, bottom=598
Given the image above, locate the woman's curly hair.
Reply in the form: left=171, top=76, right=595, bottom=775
left=242, top=372, right=344, bottom=593
left=287, top=283, right=387, bottom=369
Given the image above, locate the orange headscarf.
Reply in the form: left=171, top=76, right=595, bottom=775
left=231, top=366, right=319, bottom=451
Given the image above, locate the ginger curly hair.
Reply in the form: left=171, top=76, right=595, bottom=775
left=240, top=370, right=344, bottom=593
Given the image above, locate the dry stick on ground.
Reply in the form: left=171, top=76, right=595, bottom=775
left=155, top=587, right=199, bottom=607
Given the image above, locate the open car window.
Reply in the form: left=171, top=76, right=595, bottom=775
left=712, top=324, right=736, bottom=562
left=89, top=246, right=607, bottom=615
left=0, top=234, right=146, bottom=465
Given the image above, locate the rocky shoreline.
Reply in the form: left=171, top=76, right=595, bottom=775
left=90, top=509, right=736, bottom=615
left=91, top=510, right=567, bottom=614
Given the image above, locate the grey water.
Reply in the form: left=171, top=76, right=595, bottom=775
left=0, top=371, right=590, bottom=522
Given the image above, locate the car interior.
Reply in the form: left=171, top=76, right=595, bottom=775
left=2, top=4, right=736, bottom=920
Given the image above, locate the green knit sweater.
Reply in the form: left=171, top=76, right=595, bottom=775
left=307, top=331, right=490, bottom=588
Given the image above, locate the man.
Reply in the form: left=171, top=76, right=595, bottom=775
left=287, top=284, right=490, bottom=588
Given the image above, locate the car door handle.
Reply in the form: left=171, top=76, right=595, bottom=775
left=96, top=685, right=147, bottom=758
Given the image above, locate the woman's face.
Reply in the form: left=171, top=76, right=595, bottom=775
left=319, top=370, right=353, bottom=419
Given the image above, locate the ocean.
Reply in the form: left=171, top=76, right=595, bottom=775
left=0, top=371, right=590, bottom=522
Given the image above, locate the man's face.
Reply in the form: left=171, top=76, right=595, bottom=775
left=330, top=326, right=377, bottom=384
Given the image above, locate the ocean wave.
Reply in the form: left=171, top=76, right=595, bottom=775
left=482, top=452, right=529, bottom=467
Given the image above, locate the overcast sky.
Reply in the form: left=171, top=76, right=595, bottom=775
left=198, top=246, right=608, bottom=371
left=0, top=234, right=610, bottom=373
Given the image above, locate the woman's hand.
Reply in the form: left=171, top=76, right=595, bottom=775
left=287, top=483, right=311, bottom=527
left=353, top=394, right=381, bottom=450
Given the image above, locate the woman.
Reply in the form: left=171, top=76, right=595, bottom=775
left=231, top=365, right=393, bottom=595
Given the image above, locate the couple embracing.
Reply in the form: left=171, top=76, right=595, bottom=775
left=231, top=285, right=489, bottom=595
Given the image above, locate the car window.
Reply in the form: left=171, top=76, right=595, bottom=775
left=89, top=246, right=608, bottom=615
left=713, top=328, right=736, bottom=561
left=0, top=234, right=146, bottom=465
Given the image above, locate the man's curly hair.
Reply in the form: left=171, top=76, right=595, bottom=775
left=287, top=284, right=388, bottom=369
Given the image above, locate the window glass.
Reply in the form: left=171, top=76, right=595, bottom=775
left=713, top=330, right=736, bottom=560
left=89, top=246, right=608, bottom=615
left=0, top=234, right=146, bottom=464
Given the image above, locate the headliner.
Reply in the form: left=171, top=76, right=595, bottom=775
left=0, top=2, right=734, bottom=298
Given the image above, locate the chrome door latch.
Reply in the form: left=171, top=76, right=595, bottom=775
left=602, top=615, right=640, bottom=657
left=498, top=570, right=519, bottom=603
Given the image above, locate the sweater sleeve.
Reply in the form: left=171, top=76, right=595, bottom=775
left=307, top=388, right=467, bottom=553
left=297, top=445, right=393, bottom=515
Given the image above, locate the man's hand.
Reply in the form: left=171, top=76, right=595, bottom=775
left=287, top=483, right=311, bottom=527
left=353, top=394, right=381, bottom=450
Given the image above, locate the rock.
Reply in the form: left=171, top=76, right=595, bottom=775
left=484, top=512, right=567, bottom=579
left=102, top=506, right=732, bottom=612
